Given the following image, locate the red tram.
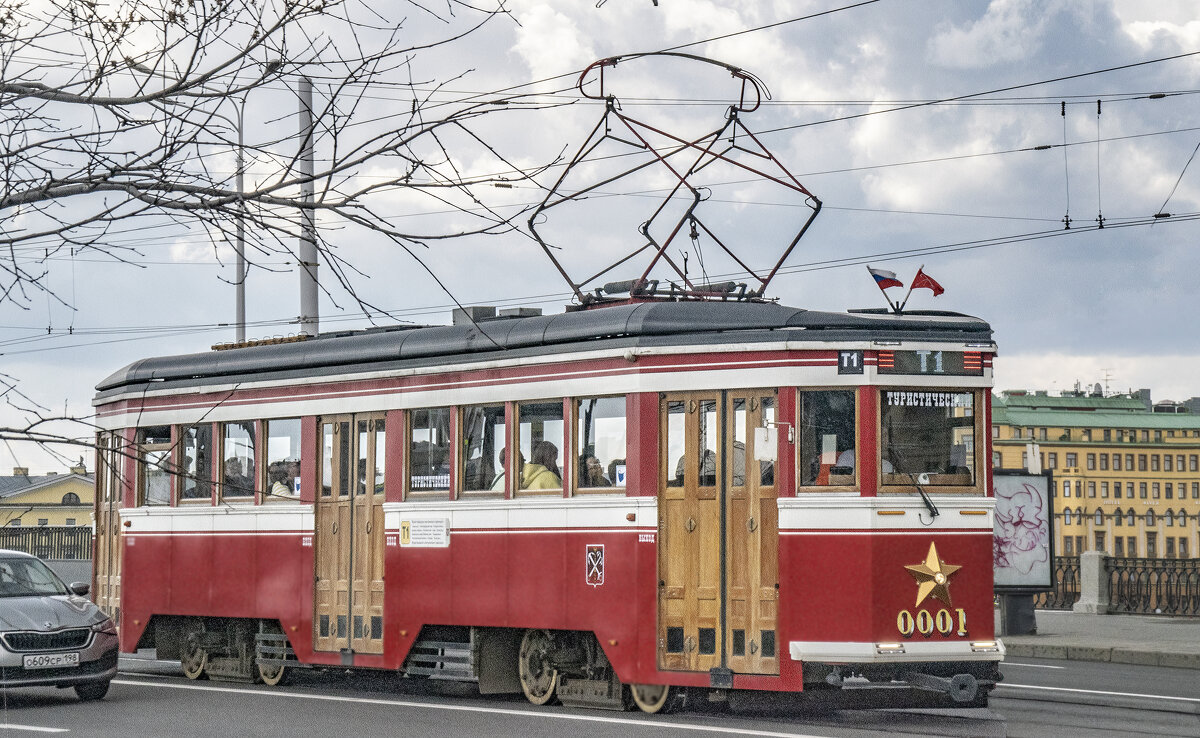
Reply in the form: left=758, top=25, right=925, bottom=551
left=91, top=300, right=1003, bottom=710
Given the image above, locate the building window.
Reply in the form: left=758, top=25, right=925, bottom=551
left=1151, top=455, right=1161, bottom=472
left=1103, top=429, right=1111, bottom=441
left=221, top=422, right=256, bottom=500
left=1147, top=509, right=1156, bottom=526
left=1139, top=482, right=1147, bottom=499
left=1063, top=508, right=1073, bottom=525
left=1048, top=452, right=1058, bottom=469
left=1138, top=454, right=1147, bottom=472
left=65, top=518, right=76, bottom=526
left=264, top=419, right=302, bottom=499
left=1112, top=454, right=1121, bottom=471
left=180, top=424, right=214, bottom=502
left=409, top=408, right=452, bottom=495
left=1191, top=455, right=1198, bottom=472
left=61, top=492, right=80, bottom=505
left=1038, top=428, right=1047, bottom=441
left=1152, top=482, right=1161, bottom=498
left=1165, top=537, right=1176, bottom=559
left=1113, top=482, right=1122, bottom=499
left=991, top=425, right=999, bottom=438
left=1127, top=537, right=1137, bottom=557
left=1165, top=483, right=1174, bottom=499
left=1155, top=430, right=1163, bottom=442
left=1094, top=509, right=1103, bottom=525
left=1181, top=538, right=1190, bottom=558
left=7, top=521, right=18, bottom=527
left=1147, top=532, right=1157, bottom=558
left=1087, top=481, right=1096, bottom=498
left=516, top=401, right=565, bottom=493
left=460, top=404, right=507, bottom=495
left=1165, top=508, right=1175, bottom=527
left=1101, top=482, right=1109, bottom=498
left=1193, top=482, right=1199, bottom=500
left=1141, top=430, right=1149, bottom=442
left=1164, top=455, right=1173, bottom=473
left=798, top=390, right=856, bottom=487
left=1094, top=531, right=1105, bottom=552
left=1063, top=536, right=1074, bottom=555
left=1113, top=508, right=1123, bottom=526
left=1066, top=453, right=1078, bottom=467
left=1099, top=454, right=1108, bottom=471
left=1114, top=537, right=1124, bottom=556
left=1086, top=454, right=1096, bottom=471
left=1075, top=480, right=1082, bottom=497
left=1176, top=455, right=1185, bottom=473
left=1062, top=479, right=1071, bottom=498
left=37, top=519, right=48, bottom=526
left=1082, top=429, right=1092, bottom=442
left=577, top=397, right=628, bottom=491
left=1125, top=453, right=1134, bottom=470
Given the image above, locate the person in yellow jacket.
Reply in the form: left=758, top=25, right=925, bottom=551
left=521, top=441, right=563, bottom=490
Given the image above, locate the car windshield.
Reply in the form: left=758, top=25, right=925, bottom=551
left=0, top=557, right=68, bottom=597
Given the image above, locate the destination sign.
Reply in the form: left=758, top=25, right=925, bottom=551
left=876, top=350, right=983, bottom=377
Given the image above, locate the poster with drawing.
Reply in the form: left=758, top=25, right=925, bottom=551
left=993, top=471, right=1054, bottom=591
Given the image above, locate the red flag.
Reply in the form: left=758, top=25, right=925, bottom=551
left=911, top=268, right=944, bottom=296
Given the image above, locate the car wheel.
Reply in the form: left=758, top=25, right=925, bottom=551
left=75, top=680, right=110, bottom=701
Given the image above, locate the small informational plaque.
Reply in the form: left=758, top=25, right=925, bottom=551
left=399, top=518, right=450, bottom=548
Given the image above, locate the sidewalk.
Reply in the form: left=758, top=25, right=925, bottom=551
left=998, top=609, right=1200, bottom=670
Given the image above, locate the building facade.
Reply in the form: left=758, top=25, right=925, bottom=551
left=0, top=466, right=94, bottom=527
left=993, top=390, right=1199, bottom=559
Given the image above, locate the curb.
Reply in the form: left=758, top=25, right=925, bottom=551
left=1003, top=642, right=1200, bottom=670
left=992, top=684, right=1200, bottom=716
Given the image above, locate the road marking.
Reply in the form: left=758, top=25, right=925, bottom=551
left=1001, top=683, right=1200, bottom=704
left=1000, top=662, right=1065, bottom=669
left=112, top=679, right=824, bottom=737
left=0, top=725, right=69, bottom=733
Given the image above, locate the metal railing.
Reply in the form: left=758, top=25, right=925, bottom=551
left=1032, top=556, right=1081, bottom=610
left=0, top=526, right=93, bottom=561
left=1107, top=557, right=1200, bottom=617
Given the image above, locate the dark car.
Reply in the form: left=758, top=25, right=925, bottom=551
left=0, top=550, right=118, bottom=700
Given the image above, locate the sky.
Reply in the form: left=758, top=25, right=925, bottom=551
left=4, top=0, right=1200, bottom=473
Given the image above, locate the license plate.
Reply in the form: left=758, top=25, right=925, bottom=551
left=22, top=652, right=80, bottom=670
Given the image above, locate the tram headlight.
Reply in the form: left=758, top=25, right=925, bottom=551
left=969, top=640, right=998, bottom=652
left=875, top=642, right=906, bottom=654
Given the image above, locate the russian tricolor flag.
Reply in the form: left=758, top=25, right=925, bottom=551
left=868, top=267, right=903, bottom=290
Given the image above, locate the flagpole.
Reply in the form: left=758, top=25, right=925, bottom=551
left=897, top=263, right=923, bottom=313
left=867, top=264, right=899, bottom=313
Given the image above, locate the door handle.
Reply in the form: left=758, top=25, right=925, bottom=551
left=750, top=640, right=759, bottom=655
left=685, top=517, right=697, bottom=533
left=747, top=517, right=757, bottom=532
left=366, top=520, right=372, bottom=534
left=685, top=636, right=696, bottom=653
left=331, top=521, right=338, bottom=534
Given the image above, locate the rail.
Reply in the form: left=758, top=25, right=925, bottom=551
left=1106, top=556, right=1200, bottom=617
left=1032, top=556, right=1080, bottom=610
left=0, top=526, right=93, bottom=560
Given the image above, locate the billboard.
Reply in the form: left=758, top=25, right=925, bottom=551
left=993, top=471, right=1054, bottom=591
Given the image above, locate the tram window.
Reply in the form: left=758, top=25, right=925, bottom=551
left=139, top=448, right=172, bottom=506
left=179, top=424, right=213, bottom=502
left=516, top=401, right=564, bottom=493
left=695, top=399, right=718, bottom=487
left=461, top=404, right=506, bottom=495
left=577, top=397, right=626, bottom=492
left=409, top=408, right=451, bottom=496
left=760, top=397, right=776, bottom=485
left=798, top=390, right=856, bottom=488
left=264, top=419, right=302, bottom=499
left=665, top=401, right=686, bottom=488
left=221, top=422, right=256, bottom=500
left=880, top=390, right=977, bottom=489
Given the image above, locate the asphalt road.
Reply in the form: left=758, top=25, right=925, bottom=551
left=0, top=657, right=1193, bottom=737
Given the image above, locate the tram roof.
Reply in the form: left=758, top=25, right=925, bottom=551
left=94, top=301, right=992, bottom=399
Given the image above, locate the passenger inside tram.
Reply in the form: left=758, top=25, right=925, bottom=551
left=522, top=441, right=562, bottom=490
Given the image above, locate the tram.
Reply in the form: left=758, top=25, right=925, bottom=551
left=91, top=299, right=1004, bottom=711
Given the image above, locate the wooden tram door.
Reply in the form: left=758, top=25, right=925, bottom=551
left=93, top=435, right=123, bottom=622
left=314, top=415, right=386, bottom=656
left=658, top=391, right=779, bottom=676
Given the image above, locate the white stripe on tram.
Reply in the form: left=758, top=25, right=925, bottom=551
left=111, top=679, right=828, bottom=737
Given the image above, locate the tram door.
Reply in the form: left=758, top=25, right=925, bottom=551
left=93, top=435, right=123, bottom=622
left=658, top=391, right=778, bottom=676
left=314, top=415, right=386, bottom=655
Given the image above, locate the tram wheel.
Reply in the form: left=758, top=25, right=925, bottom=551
left=517, top=629, right=559, bottom=706
left=180, top=620, right=209, bottom=680
left=257, top=660, right=288, bottom=686
left=630, top=683, right=677, bottom=714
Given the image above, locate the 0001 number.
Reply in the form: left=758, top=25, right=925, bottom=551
left=896, top=608, right=967, bottom=637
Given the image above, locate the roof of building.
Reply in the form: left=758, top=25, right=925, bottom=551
left=997, top=392, right=1147, bottom=412
left=95, top=301, right=993, bottom=399
left=0, top=474, right=94, bottom=500
left=992, top=406, right=1200, bottom=430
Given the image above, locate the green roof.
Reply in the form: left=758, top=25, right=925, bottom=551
left=996, top=392, right=1146, bottom=412
left=993, top=406, right=1200, bottom=430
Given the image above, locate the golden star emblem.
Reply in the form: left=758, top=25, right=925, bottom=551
left=904, top=542, right=962, bottom=608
